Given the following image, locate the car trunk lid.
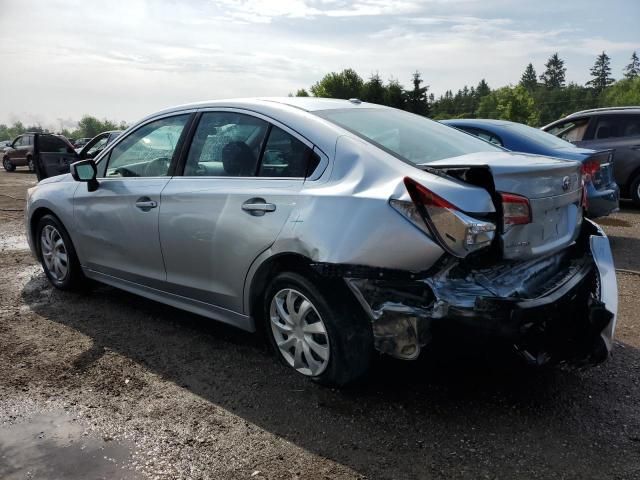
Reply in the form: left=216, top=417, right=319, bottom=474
left=423, top=151, right=583, bottom=260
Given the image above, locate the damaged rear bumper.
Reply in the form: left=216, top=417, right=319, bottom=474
left=339, top=219, right=617, bottom=365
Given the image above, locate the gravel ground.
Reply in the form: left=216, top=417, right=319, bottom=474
left=0, top=169, right=639, bottom=479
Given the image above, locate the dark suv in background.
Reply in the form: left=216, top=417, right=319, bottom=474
left=543, top=107, right=640, bottom=205
left=2, top=133, right=78, bottom=178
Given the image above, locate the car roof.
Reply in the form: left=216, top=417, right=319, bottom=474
left=564, top=106, right=640, bottom=118
left=146, top=97, right=378, bottom=119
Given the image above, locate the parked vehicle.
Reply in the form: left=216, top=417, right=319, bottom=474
left=2, top=133, right=77, bottom=176
left=542, top=107, right=640, bottom=205
left=73, top=137, right=92, bottom=149
left=442, top=119, right=619, bottom=218
left=0, top=140, right=11, bottom=150
left=76, top=130, right=122, bottom=158
left=24, top=98, right=617, bottom=385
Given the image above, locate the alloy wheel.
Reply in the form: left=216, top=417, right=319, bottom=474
left=40, top=225, right=69, bottom=282
left=269, top=288, right=330, bottom=376
left=28, top=158, right=34, bottom=171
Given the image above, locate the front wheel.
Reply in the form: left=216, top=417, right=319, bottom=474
left=3, top=157, right=15, bottom=172
left=36, top=214, right=84, bottom=290
left=264, top=272, right=373, bottom=386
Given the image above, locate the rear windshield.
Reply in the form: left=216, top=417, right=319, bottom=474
left=504, top=122, right=576, bottom=149
left=315, top=108, right=499, bottom=164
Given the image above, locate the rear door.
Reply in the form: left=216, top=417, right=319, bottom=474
left=73, top=113, right=192, bottom=287
left=159, top=109, right=321, bottom=314
left=35, top=134, right=78, bottom=179
left=577, top=115, right=640, bottom=187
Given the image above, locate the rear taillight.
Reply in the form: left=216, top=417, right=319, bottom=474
left=391, top=177, right=495, bottom=258
left=500, top=192, right=531, bottom=226
left=581, top=159, right=600, bottom=184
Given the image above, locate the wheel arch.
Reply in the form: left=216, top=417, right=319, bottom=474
left=622, top=164, right=640, bottom=197
left=30, top=207, right=58, bottom=259
left=245, top=252, right=318, bottom=325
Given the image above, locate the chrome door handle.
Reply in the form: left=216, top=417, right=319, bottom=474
left=242, top=198, right=276, bottom=216
left=135, top=197, right=158, bottom=211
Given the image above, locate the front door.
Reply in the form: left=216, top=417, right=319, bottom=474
left=159, top=110, right=319, bottom=314
left=73, top=114, right=192, bottom=287
left=35, top=134, right=79, bottom=179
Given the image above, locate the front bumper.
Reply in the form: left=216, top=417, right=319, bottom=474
left=343, top=220, right=617, bottom=365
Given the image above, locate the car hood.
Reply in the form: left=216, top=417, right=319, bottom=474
left=38, top=173, right=73, bottom=185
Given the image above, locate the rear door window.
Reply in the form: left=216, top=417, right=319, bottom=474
left=621, top=115, right=640, bottom=137
left=593, top=117, right=625, bottom=139
left=258, top=126, right=319, bottom=178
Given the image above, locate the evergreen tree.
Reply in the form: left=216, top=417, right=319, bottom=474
left=520, top=63, right=538, bottom=91
left=587, top=51, right=615, bottom=92
left=476, top=79, right=491, bottom=97
left=383, top=79, right=405, bottom=109
left=361, top=73, right=386, bottom=104
left=624, top=51, right=640, bottom=79
left=405, top=71, right=430, bottom=116
left=539, top=53, right=566, bottom=88
left=295, top=88, right=309, bottom=97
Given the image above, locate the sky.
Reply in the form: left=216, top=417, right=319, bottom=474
left=0, top=0, right=638, bottom=130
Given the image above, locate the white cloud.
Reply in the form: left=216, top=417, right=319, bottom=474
left=0, top=0, right=637, bottom=128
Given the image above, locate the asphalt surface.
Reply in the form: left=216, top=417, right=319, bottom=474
left=0, top=168, right=639, bottom=479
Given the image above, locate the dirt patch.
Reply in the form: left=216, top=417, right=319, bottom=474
left=598, top=217, right=632, bottom=227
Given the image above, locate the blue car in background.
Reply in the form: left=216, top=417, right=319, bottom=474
left=441, top=119, right=620, bottom=218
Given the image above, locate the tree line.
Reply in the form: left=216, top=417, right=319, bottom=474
left=292, top=51, right=640, bottom=126
left=0, top=115, right=127, bottom=143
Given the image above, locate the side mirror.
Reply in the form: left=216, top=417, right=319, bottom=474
left=71, top=159, right=99, bottom=192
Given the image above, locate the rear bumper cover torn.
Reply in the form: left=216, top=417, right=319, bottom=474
left=339, top=220, right=617, bottom=364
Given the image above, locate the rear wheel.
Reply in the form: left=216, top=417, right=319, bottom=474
left=264, top=272, right=373, bottom=386
left=3, top=157, right=15, bottom=172
left=27, top=156, right=35, bottom=172
left=630, top=175, right=640, bottom=207
left=36, top=214, right=84, bottom=290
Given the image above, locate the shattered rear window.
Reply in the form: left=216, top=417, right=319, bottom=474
left=315, top=108, right=499, bottom=165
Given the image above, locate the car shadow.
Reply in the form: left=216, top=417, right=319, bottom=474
left=20, top=273, right=640, bottom=479
left=609, top=235, right=640, bottom=271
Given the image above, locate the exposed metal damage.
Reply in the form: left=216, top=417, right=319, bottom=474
left=316, top=219, right=617, bottom=364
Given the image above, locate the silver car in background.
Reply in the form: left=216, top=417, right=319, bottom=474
left=25, top=98, right=618, bottom=385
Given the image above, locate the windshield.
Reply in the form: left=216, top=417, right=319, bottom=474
left=315, top=108, right=499, bottom=164
left=504, top=122, right=576, bottom=149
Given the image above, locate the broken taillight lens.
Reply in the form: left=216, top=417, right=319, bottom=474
left=500, top=192, right=531, bottom=226
left=393, top=177, right=495, bottom=258
left=581, top=159, right=600, bottom=184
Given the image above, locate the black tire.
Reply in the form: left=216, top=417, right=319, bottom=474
left=630, top=175, right=640, bottom=207
left=27, top=156, right=35, bottom=172
left=263, top=271, right=373, bottom=386
left=36, top=214, right=85, bottom=291
left=2, top=157, right=15, bottom=172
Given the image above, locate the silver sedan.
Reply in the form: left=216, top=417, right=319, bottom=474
left=25, top=98, right=618, bottom=385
